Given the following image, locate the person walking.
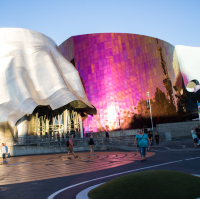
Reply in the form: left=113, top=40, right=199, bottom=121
left=67, top=136, right=78, bottom=159
left=15, top=136, right=19, bottom=145
left=191, top=127, right=198, bottom=148
left=154, top=132, right=160, bottom=145
left=49, top=132, right=52, bottom=141
left=4, top=143, right=8, bottom=162
left=89, top=135, right=96, bottom=156
left=195, top=125, right=200, bottom=137
left=45, top=132, right=48, bottom=139
left=136, top=131, right=140, bottom=153
left=1, top=143, right=6, bottom=163
left=57, top=133, right=60, bottom=147
left=134, top=129, right=150, bottom=162
left=105, top=130, right=109, bottom=139
left=148, top=131, right=153, bottom=150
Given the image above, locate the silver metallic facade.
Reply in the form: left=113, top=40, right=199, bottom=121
left=0, top=28, right=200, bottom=144
left=175, top=45, right=200, bottom=93
left=0, top=28, right=96, bottom=133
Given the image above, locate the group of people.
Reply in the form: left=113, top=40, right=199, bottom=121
left=67, top=130, right=160, bottom=161
left=147, top=130, right=160, bottom=149
left=134, top=129, right=159, bottom=162
left=1, top=143, right=8, bottom=163
left=2, top=125, right=200, bottom=163
left=191, top=124, right=200, bottom=147
left=66, top=134, right=96, bottom=159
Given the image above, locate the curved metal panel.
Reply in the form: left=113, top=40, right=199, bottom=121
left=0, top=28, right=96, bottom=129
left=60, top=33, right=182, bottom=132
left=175, top=45, right=200, bottom=92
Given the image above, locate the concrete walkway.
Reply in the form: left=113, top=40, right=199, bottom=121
left=1, top=137, right=200, bottom=199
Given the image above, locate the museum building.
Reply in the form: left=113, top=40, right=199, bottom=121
left=0, top=28, right=96, bottom=141
left=0, top=28, right=200, bottom=141
left=59, top=33, right=200, bottom=133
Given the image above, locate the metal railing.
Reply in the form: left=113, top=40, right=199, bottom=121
left=13, top=136, right=67, bottom=147
left=101, top=137, right=135, bottom=147
left=8, top=135, right=136, bottom=147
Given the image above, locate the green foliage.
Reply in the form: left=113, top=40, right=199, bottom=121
left=88, top=170, right=200, bottom=199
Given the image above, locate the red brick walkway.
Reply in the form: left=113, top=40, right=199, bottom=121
left=0, top=151, right=155, bottom=185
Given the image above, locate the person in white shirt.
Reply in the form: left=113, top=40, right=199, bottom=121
left=1, top=143, right=6, bottom=163
left=4, top=143, right=8, bottom=162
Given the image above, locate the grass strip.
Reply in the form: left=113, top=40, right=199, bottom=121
left=88, top=170, right=200, bottom=199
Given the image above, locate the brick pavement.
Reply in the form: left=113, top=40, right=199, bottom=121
left=1, top=138, right=200, bottom=199
left=0, top=151, right=155, bottom=186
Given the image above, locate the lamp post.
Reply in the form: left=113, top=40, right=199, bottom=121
left=118, top=112, right=121, bottom=129
left=146, top=92, right=153, bottom=131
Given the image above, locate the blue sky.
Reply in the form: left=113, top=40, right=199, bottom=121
left=0, top=0, right=200, bottom=46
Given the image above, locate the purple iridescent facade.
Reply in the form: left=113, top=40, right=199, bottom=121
left=59, top=33, right=184, bottom=133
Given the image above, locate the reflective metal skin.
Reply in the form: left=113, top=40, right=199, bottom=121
left=0, top=28, right=96, bottom=129
left=59, top=34, right=180, bottom=132
left=175, top=45, right=200, bottom=92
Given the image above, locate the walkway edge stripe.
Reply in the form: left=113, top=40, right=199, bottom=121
left=47, top=157, right=200, bottom=199
left=76, top=183, right=104, bottom=199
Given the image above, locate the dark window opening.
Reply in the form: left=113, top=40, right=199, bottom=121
left=70, top=58, right=75, bottom=67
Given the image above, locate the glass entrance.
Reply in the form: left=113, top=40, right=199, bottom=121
left=35, top=113, right=64, bottom=138
left=33, top=108, right=82, bottom=138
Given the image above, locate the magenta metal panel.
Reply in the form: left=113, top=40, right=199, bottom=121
left=59, top=33, right=183, bottom=133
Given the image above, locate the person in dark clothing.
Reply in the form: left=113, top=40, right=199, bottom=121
left=89, top=135, right=95, bottom=156
left=195, top=124, right=200, bottom=139
left=49, top=132, right=52, bottom=140
left=154, top=132, right=159, bottom=145
left=61, top=133, right=65, bottom=145
left=105, top=131, right=109, bottom=138
left=148, top=131, right=153, bottom=149
left=57, top=133, right=60, bottom=146
left=148, top=131, right=153, bottom=140
left=144, top=128, right=148, bottom=134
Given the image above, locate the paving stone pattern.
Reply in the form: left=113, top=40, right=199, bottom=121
left=0, top=151, right=155, bottom=185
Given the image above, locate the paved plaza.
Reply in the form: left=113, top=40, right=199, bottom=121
left=0, top=139, right=200, bottom=199
left=0, top=151, right=155, bottom=186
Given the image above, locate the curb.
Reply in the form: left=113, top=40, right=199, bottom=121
left=76, top=183, right=104, bottom=199
left=76, top=175, right=200, bottom=199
